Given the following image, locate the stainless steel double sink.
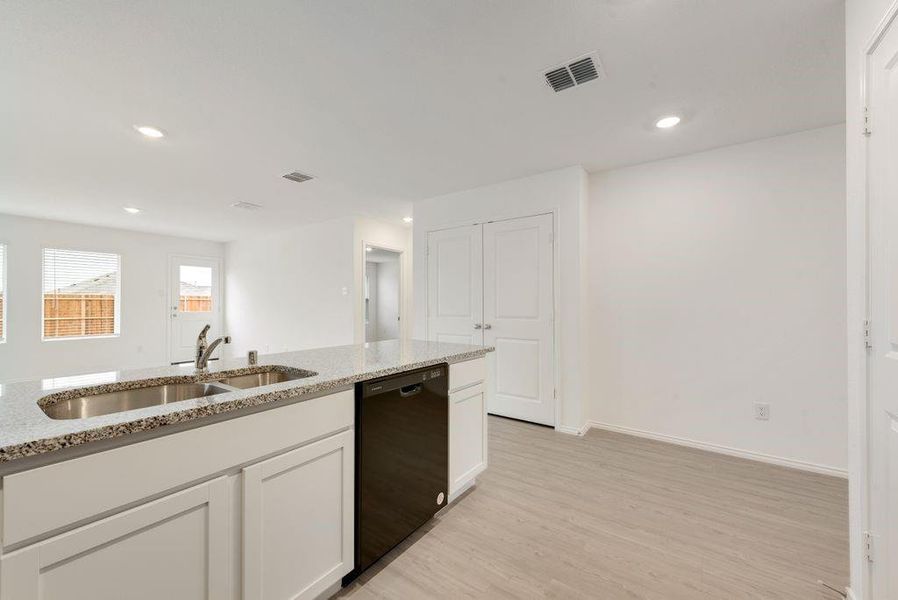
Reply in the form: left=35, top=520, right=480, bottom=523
left=39, top=366, right=317, bottom=420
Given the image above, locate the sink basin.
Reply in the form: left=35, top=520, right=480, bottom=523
left=40, top=382, right=231, bottom=420
left=214, top=367, right=316, bottom=390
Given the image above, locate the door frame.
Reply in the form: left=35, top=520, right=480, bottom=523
left=166, top=254, right=223, bottom=365
left=424, top=210, right=561, bottom=430
left=850, top=5, right=898, bottom=597
left=359, top=241, right=405, bottom=343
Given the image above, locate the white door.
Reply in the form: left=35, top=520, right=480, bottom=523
left=867, top=20, right=898, bottom=599
left=427, top=225, right=483, bottom=346
left=242, top=430, right=354, bottom=600
left=169, top=256, right=221, bottom=364
left=0, top=478, right=230, bottom=600
left=483, top=214, right=555, bottom=425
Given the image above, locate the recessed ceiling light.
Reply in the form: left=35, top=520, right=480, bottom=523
left=365, top=247, right=373, bottom=252
left=403, top=216, right=413, bottom=224
left=122, top=206, right=142, bottom=214
left=655, top=116, right=681, bottom=129
left=133, top=125, right=165, bottom=138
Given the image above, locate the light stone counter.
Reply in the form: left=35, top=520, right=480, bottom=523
left=0, top=339, right=492, bottom=464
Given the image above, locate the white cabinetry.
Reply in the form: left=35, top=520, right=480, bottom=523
left=1, top=477, right=230, bottom=600
left=0, top=389, right=355, bottom=600
left=243, top=430, right=354, bottom=600
left=448, top=357, right=488, bottom=500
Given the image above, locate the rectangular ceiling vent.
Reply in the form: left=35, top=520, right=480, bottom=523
left=282, top=171, right=314, bottom=183
left=544, top=52, right=605, bottom=92
left=231, top=201, right=263, bottom=211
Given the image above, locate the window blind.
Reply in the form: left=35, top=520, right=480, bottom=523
left=42, top=248, right=121, bottom=339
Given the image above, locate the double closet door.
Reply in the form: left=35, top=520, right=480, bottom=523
left=427, top=213, right=555, bottom=426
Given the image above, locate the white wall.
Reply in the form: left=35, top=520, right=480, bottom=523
left=847, top=2, right=892, bottom=597
left=375, top=257, right=400, bottom=340
left=413, top=166, right=589, bottom=431
left=0, top=213, right=224, bottom=382
left=587, top=125, right=847, bottom=475
left=353, top=218, right=411, bottom=343
left=224, top=218, right=355, bottom=358
left=364, top=262, right=379, bottom=341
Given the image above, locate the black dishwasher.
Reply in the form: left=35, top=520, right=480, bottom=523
left=346, top=364, right=448, bottom=581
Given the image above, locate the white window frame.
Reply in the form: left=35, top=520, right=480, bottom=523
left=41, top=247, right=122, bottom=342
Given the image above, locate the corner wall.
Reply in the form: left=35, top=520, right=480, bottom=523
left=224, top=218, right=356, bottom=358
left=587, top=125, right=847, bottom=474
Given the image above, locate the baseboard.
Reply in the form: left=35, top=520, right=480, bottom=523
left=555, top=423, right=589, bottom=436
left=845, top=587, right=857, bottom=600
left=584, top=421, right=848, bottom=479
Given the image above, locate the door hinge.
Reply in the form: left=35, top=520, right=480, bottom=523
left=864, top=320, right=873, bottom=350
left=864, top=531, right=874, bottom=562
left=864, top=107, right=872, bottom=136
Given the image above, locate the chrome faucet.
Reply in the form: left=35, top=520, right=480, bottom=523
left=195, top=324, right=231, bottom=374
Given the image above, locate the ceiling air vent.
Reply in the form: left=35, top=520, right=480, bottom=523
left=545, top=67, right=575, bottom=92
left=282, top=171, right=314, bottom=183
left=544, top=52, right=605, bottom=92
left=231, top=201, right=263, bottom=211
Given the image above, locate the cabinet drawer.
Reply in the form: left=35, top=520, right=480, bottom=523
left=3, top=389, right=353, bottom=548
left=449, top=357, right=485, bottom=392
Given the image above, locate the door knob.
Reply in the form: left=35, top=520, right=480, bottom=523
left=473, top=323, right=482, bottom=329
left=483, top=324, right=492, bottom=330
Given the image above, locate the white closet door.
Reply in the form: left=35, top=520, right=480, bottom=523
left=427, top=225, right=483, bottom=346
left=483, top=214, right=555, bottom=426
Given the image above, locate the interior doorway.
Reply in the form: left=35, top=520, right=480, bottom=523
left=364, top=246, right=402, bottom=343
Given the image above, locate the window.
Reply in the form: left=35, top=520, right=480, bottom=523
left=42, top=248, right=121, bottom=339
left=0, top=243, right=6, bottom=342
left=178, top=265, right=212, bottom=313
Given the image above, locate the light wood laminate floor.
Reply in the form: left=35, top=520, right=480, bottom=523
left=338, top=416, right=848, bottom=599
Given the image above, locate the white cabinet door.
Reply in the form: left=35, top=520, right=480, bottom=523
left=483, top=213, right=555, bottom=426
left=242, top=429, right=354, bottom=600
left=0, top=477, right=230, bottom=600
left=449, top=383, right=487, bottom=499
left=427, top=225, right=483, bottom=346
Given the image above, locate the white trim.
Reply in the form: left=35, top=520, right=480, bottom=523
left=846, top=586, right=858, bottom=600
left=583, top=421, right=848, bottom=479
left=555, top=423, right=589, bottom=436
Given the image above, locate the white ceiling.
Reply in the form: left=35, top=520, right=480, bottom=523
left=0, top=1, right=845, bottom=242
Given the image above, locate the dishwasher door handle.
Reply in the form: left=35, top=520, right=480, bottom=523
left=399, top=383, right=423, bottom=397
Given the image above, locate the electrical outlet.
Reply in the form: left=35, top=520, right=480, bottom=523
left=754, top=402, right=770, bottom=421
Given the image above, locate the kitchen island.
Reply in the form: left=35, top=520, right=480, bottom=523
left=0, top=339, right=493, bottom=600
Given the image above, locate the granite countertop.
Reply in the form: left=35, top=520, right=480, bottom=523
left=0, top=339, right=493, bottom=464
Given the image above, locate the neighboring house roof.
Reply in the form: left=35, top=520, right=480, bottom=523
left=49, top=272, right=117, bottom=295
left=48, top=273, right=211, bottom=296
